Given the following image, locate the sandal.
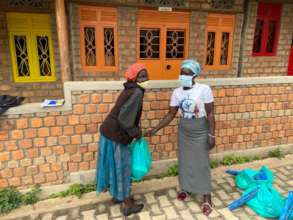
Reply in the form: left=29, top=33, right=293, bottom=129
left=122, top=203, right=144, bottom=216
left=177, top=191, right=189, bottom=201
left=201, top=202, right=213, bottom=216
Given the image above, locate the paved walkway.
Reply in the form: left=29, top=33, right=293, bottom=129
left=1, top=155, right=292, bottom=220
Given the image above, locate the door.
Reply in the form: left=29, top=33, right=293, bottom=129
left=288, top=37, right=293, bottom=76
left=137, top=10, right=189, bottom=80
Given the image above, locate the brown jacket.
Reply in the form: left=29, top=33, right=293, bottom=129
left=100, top=82, right=144, bottom=145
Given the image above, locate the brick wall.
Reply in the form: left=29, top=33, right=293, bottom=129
left=240, top=1, right=293, bottom=77
left=0, top=11, right=63, bottom=103
left=0, top=78, right=292, bottom=188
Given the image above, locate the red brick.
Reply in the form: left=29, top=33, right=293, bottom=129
left=90, top=160, right=96, bottom=169
left=63, top=126, right=74, bottom=135
left=14, top=167, right=26, bottom=177
left=44, top=117, right=55, bottom=126
left=8, top=177, right=21, bottom=186
left=79, top=145, right=88, bottom=153
left=22, top=176, right=33, bottom=185
left=46, top=172, right=57, bottom=182
left=88, top=143, right=97, bottom=152
left=68, top=115, right=79, bottom=125
left=51, top=163, right=62, bottom=171
left=27, top=148, right=39, bottom=158
left=86, top=104, right=97, bottom=113
left=84, top=152, right=93, bottom=161
left=34, top=174, right=45, bottom=184
left=19, top=139, right=33, bottom=149
left=80, top=115, right=91, bottom=124
left=79, top=161, right=89, bottom=170
left=98, top=104, right=109, bottom=113
left=71, top=154, right=82, bottom=162
left=75, top=125, right=86, bottom=134
left=41, top=147, right=52, bottom=156
left=103, top=94, right=113, bottom=103
left=86, top=124, right=97, bottom=133
left=56, top=116, right=67, bottom=126
left=57, top=136, right=69, bottom=145
left=1, top=169, right=13, bottom=178
left=11, top=130, right=24, bottom=140
left=90, top=114, right=103, bottom=123
left=53, top=146, right=65, bottom=155
left=24, top=128, right=37, bottom=138
left=0, top=152, right=10, bottom=161
left=6, top=140, right=17, bottom=151
left=12, top=150, right=24, bottom=160
left=34, top=138, right=46, bottom=147
left=68, top=162, right=78, bottom=172
left=31, top=118, right=43, bottom=128
left=71, top=135, right=81, bottom=145
left=0, top=179, right=8, bottom=188
left=16, top=118, right=28, bottom=129
left=39, top=164, right=51, bottom=173
left=51, top=127, right=62, bottom=136
left=38, top=128, right=50, bottom=137
left=79, top=94, right=90, bottom=103
left=92, top=94, right=102, bottom=103
left=73, top=104, right=84, bottom=114
left=47, top=137, right=58, bottom=146
left=27, top=165, right=38, bottom=175
left=65, top=145, right=77, bottom=154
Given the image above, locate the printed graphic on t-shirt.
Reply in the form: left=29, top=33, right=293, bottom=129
left=179, top=98, right=200, bottom=119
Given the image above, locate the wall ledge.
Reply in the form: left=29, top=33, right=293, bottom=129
left=3, top=76, right=293, bottom=115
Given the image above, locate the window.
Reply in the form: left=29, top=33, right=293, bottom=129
left=252, top=3, right=282, bottom=56
left=204, top=14, right=235, bottom=70
left=7, top=13, right=55, bottom=83
left=79, top=6, right=118, bottom=72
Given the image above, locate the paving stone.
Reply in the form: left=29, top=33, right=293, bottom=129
left=187, top=201, right=201, bottom=213
left=96, top=213, right=109, bottom=220
left=110, top=205, right=121, bottom=218
left=151, top=204, right=163, bottom=215
left=209, top=209, right=221, bottom=218
left=134, top=194, right=142, bottom=200
left=167, top=189, right=177, bottom=199
left=81, top=210, right=96, bottom=220
left=172, top=199, right=186, bottom=210
left=279, top=167, right=290, bottom=175
left=218, top=208, right=239, bottom=220
left=221, top=183, right=234, bottom=193
left=216, top=190, right=231, bottom=200
left=56, top=216, right=68, bottom=220
left=158, top=195, right=172, bottom=208
left=138, top=211, right=151, bottom=220
left=42, top=213, right=53, bottom=220
left=212, top=197, right=224, bottom=207
left=70, top=208, right=80, bottom=219
left=194, top=213, right=209, bottom=220
left=97, top=204, right=106, bottom=213
left=145, top=192, right=157, bottom=204
left=152, top=215, right=166, bottom=220
left=163, top=207, right=178, bottom=219
left=179, top=210, right=195, bottom=220
left=231, top=192, right=241, bottom=200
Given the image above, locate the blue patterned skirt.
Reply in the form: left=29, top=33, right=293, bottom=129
left=96, top=135, right=131, bottom=201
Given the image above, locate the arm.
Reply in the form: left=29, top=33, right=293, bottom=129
left=145, top=106, right=178, bottom=136
left=205, top=102, right=215, bottom=149
left=118, top=89, right=143, bottom=138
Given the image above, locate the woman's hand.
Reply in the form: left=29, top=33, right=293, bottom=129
left=133, top=130, right=142, bottom=140
left=144, top=128, right=157, bottom=137
left=208, top=134, right=215, bottom=149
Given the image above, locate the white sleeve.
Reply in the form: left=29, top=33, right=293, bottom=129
left=170, top=90, right=179, bottom=107
left=203, top=85, right=214, bottom=103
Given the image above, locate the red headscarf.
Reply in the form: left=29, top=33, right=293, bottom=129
left=124, top=63, right=146, bottom=80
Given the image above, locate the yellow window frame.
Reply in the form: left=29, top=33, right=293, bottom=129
left=7, top=13, right=55, bottom=83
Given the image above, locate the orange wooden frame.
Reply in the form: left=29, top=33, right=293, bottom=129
left=79, top=6, right=118, bottom=72
left=204, top=13, right=235, bottom=71
left=136, top=10, right=190, bottom=80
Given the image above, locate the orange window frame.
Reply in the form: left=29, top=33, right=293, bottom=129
left=79, top=6, right=118, bottom=72
left=204, top=14, right=235, bottom=71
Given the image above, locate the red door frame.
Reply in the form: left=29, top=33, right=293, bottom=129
left=288, top=38, right=293, bottom=76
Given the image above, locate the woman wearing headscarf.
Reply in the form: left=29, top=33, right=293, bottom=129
left=146, top=59, right=215, bottom=216
left=96, top=63, right=149, bottom=216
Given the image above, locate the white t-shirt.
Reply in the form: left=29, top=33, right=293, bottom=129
left=170, top=83, right=214, bottom=119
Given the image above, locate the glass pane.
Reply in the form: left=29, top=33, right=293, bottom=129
left=84, top=27, right=96, bottom=66
left=253, top=19, right=264, bottom=53
left=139, top=29, right=160, bottom=59
left=220, top=32, right=229, bottom=65
left=166, top=30, right=185, bottom=58
left=266, top=21, right=276, bottom=53
left=206, top=32, right=215, bottom=65
left=14, top=35, right=30, bottom=77
left=37, top=36, right=52, bottom=76
left=104, top=28, right=115, bottom=66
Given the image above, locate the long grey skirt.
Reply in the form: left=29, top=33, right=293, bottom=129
left=178, top=117, right=212, bottom=194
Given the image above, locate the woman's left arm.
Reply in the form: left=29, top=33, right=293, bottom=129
left=205, top=102, right=215, bottom=149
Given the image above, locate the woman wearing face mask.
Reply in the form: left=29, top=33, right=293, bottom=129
left=97, top=63, right=149, bottom=216
left=145, top=59, right=215, bottom=216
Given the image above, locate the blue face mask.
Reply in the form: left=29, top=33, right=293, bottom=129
left=179, top=75, right=193, bottom=88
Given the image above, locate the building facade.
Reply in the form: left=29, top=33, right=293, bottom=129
left=0, top=0, right=292, bottom=102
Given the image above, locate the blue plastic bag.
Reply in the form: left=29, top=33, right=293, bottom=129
left=130, top=138, right=152, bottom=181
